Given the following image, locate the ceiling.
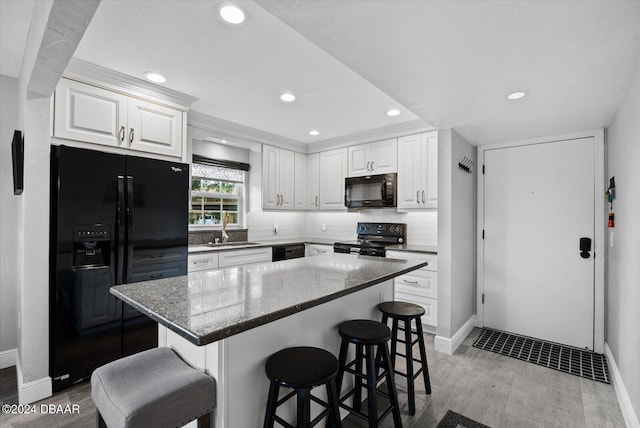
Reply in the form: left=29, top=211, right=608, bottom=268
left=2, top=1, right=639, bottom=146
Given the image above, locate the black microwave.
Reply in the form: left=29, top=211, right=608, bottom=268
left=344, top=173, right=397, bottom=209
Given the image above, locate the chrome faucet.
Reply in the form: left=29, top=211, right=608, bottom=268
left=221, top=212, right=229, bottom=243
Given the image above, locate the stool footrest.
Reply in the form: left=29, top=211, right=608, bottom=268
left=339, top=400, right=394, bottom=424
left=395, top=366, right=425, bottom=380
left=273, top=414, right=295, bottom=428
left=275, top=389, right=297, bottom=407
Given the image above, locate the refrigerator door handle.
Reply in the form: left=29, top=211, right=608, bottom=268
left=116, top=176, right=126, bottom=285
left=125, top=176, right=134, bottom=283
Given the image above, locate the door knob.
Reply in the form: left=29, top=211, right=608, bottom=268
left=580, top=237, right=592, bottom=259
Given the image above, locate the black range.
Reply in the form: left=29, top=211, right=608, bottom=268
left=333, top=222, right=406, bottom=257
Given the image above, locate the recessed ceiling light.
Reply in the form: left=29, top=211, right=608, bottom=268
left=386, top=109, right=401, bottom=117
left=280, top=93, right=296, bottom=102
left=144, top=72, right=166, bottom=83
left=507, top=91, right=526, bottom=100
left=221, top=139, right=227, bottom=143
left=219, top=4, right=245, bottom=24
left=309, top=129, right=320, bottom=136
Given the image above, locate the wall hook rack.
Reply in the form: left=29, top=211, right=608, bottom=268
left=458, top=156, right=475, bottom=174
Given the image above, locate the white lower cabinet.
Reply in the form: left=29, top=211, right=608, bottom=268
left=218, top=247, right=271, bottom=268
left=386, top=250, right=438, bottom=331
left=306, top=244, right=333, bottom=257
left=188, top=252, right=219, bottom=273
left=188, top=247, right=272, bottom=273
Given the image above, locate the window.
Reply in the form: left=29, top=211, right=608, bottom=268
left=189, top=162, right=245, bottom=227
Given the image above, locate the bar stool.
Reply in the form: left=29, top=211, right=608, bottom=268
left=91, top=347, right=215, bottom=428
left=335, top=319, right=402, bottom=427
left=263, top=346, right=342, bottom=428
left=378, top=301, right=432, bottom=415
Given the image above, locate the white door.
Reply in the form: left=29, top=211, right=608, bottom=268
left=54, top=78, right=128, bottom=147
left=483, top=138, right=596, bottom=350
left=127, top=98, right=183, bottom=157
left=369, top=138, right=397, bottom=174
left=278, top=149, right=295, bottom=209
left=319, top=148, right=347, bottom=210
left=397, top=133, right=423, bottom=209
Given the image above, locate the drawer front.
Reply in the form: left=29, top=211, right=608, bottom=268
left=188, top=253, right=219, bottom=272
left=394, top=269, right=437, bottom=299
left=308, top=244, right=332, bottom=256
left=394, top=292, right=438, bottom=327
left=386, top=251, right=437, bottom=271
left=219, top=247, right=271, bottom=268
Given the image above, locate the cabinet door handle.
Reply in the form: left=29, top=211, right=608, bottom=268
left=315, top=195, right=319, bottom=207
left=192, top=260, right=210, bottom=265
left=366, top=161, right=371, bottom=171
left=403, top=279, right=419, bottom=284
left=119, top=125, right=126, bottom=142
left=422, top=190, right=425, bottom=203
left=129, top=128, right=134, bottom=143
left=416, top=190, right=420, bottom=203
left=370, top=161, right=374, bottom=171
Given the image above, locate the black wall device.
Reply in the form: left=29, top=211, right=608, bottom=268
left=580, top=237, right=592, bottom=259
left=11, top=130, right=24, bottom=195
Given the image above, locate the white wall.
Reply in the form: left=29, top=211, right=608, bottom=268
left=437, top=129, right=476, bottom=341
left=606, top=64, right=640, bottom=423
left=0, top=74, right=19, bottom=357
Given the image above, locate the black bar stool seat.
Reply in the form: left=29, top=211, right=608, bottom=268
left=336, top=319, right=402, bottom=427
left=378, top=301, right=432, bottom=416
left=263, top=346, right=342, bottom=428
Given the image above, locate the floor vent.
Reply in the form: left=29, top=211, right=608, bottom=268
left=473, top=328, right=609, bottom=383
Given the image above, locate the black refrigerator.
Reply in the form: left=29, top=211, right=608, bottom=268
left=49, top=145, right=188, bottom=392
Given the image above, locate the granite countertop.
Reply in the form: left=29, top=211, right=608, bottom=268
left=111, top=253, right=428, bottom=346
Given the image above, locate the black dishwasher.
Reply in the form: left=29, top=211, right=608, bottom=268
left=272, top=244, right=306, bottom=261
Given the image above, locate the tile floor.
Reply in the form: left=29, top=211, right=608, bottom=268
left=0, top=328, right=626, bottom=427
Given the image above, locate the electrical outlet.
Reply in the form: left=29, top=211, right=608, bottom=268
left=273, top=224, right=279, bottom=234
left=321, top=224, right=326, bottom=232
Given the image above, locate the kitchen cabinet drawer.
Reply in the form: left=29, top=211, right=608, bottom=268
left=394, top=269, right=437, bottom=299
left=386, top=251, right=437, bottom=271
left=219, top=247, right=271, bottom=268
left=307, top=244, right=333, bottom=257
left=395, top=292, right=437, bottom=327
left=188, top=253, right=219, bottom=272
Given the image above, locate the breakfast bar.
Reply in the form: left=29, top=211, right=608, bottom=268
left=111, top=253, right=427, bottom=427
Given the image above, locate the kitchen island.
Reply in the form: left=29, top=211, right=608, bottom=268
left=111, top=253, right=428, bottom=427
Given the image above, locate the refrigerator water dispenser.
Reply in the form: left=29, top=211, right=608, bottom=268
left=73, top=224, right=111, bottom=268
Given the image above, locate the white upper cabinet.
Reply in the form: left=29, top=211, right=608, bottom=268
left=294, top=152, right=307, bottom=210
left=306, top=153, right=320, bottom=210
left=397, top=131, right=438, bottom=209
left=127, top=98, right=183, bottom=157
left=296, top=152, right=320, bottom=210
left=262, top=145, right=294, bottom=210
left=347, top=138, right=397, bottom=177
left=53, top=78, right=185, bottom=158
left=54, top=78, right=128, bottom=148
left=319, top=148, right=348, bottom=210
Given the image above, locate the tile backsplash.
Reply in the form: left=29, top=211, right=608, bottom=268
left=247, top=210, right=437, bottom=246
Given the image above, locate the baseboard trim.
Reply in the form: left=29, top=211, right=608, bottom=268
left=605, top=343, right=640, bottom=428
left=16, top=352, right=52, bottom=405
left=434, top=315, right=476, bottom=355
left=0, top=348, right=16, bottom=369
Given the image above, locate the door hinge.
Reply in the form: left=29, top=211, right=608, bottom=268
left=482, top=164, right=485, bottom=174
left=482, top=229, right=485, bottom=239
left=482, top=294, right=485, bottom=304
